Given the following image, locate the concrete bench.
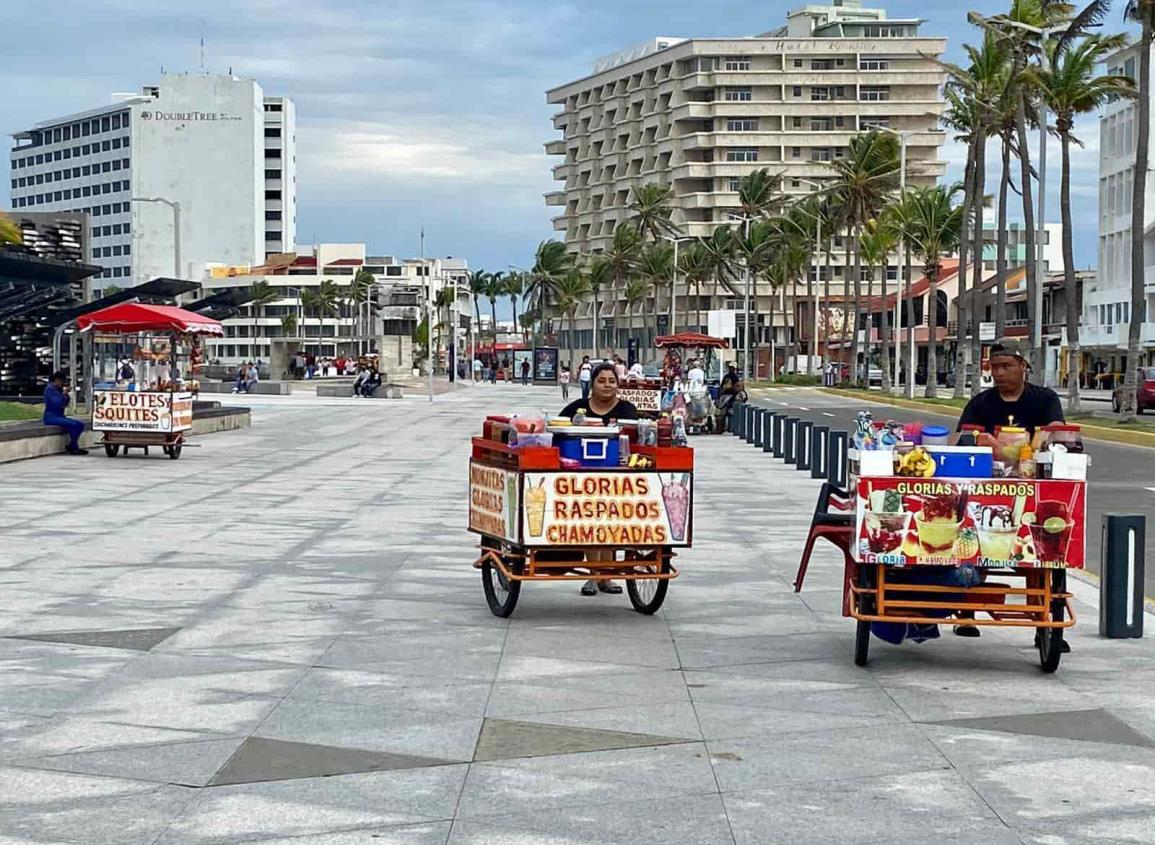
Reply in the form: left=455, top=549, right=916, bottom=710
left=0, top=406, right=251, bottom=464
left=198, top=381, right=292, bottom=396
left=316, top=383, right=403, bottom=399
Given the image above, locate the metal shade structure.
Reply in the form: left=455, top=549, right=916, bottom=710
left=77, top=302, right=224, bottom=336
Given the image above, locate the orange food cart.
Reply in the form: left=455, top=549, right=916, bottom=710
left=468, top=420, right=693, bottom=617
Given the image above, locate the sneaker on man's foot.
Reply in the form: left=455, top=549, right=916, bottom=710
left=67, top=447, right=89, bottom=456
left=580, top=580, right=598, bottom=597
left=953, top=625, right=981, bottom=638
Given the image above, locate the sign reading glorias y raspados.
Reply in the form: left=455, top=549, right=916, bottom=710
left=855, top=477, right=1086, bottom=569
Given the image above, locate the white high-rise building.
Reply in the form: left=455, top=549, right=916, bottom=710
left=1089, top=42, right=1153, bottom=369
left=9, top=73, right=297, bottom=292
left=544, top=1, right=946, bottom=366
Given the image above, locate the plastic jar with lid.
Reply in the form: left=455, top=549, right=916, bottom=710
left=1041, top=423, right=1084, bottom=454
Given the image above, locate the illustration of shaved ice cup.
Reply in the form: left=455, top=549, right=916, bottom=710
left=914, top=512, right=963, bottom=555
left=525, top=482, right=547, bottom=538
left=1027, top=500, right=1072, bottom=565
left=662, top=474, right=690, bottom=542
left=977, top=524, right=1018, bottom=563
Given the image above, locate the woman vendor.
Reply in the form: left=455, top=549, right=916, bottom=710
left=558, top=362, right=638, bottom=596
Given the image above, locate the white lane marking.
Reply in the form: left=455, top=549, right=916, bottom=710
left=799, top=407, right=809, bottom=411
left=777, top=401, right=789, bottom=406
left=823, top=412, right=835, bottom=417
left=1147, top=487, right=1155, bottom=493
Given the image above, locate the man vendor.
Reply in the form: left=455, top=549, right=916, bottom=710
left=43, top=371, right=88, bottom=456
left=957, top=339, right=1064, bottom=443
left=951, top=339, right=1067, bottom=648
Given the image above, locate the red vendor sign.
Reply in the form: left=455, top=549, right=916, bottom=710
left=855, top=477, right=1087, bottom=569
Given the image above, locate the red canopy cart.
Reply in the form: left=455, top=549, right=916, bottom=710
left=78, top=303, right=223, bottom=460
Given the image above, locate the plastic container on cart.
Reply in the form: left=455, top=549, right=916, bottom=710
left=1041, top=423, right=1084, bottom=454
left=921, top=425, right=950, bottom=446
left=550, top=425, right=622, bottom=468
left=926, top=446, right=994, bottom=478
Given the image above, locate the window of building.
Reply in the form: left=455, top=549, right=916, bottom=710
left=265, top=169, right=282, bottom=179
left=792, top=86, right=803, bottom=97
left=724, top=56, right=751, bottom=71
left=811, top=148, right=833, bottom=162
left=111, top=114, right=121, bottom=130
left=727, top=178, right=741, bottom=192
left=266, top=148, right=282, bottom=159
left=724, top=87, right=752, bottom=102
left=791, top=146, right=801, bottom=158
left=265, top=190, right=282, bottom=200
left=264, top=127, right=281, bottom=138
left=265, top=211, right=282, bottom=221
left=860, top=86, right=891, bottom=101
left=859, top=58, right=890, bottom=71
left=264, top=102, right=283, bottom=112
left=101, top=116, right=111, bottom=132
left=863, top=24, right=906, bottom=37
left=726, top=148, right=758, bottom=162
left=726, top=117, right=757, bottom=132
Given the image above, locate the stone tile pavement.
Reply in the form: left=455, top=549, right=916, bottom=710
left=0, top=384, right=1153, bottom=844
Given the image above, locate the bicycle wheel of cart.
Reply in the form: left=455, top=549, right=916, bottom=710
left=104, top=443, right=120, bottom=458
left=854, top=563, right=876, bottom=667
left=165, top=443, right=183, bottom=460
left=1037, top=569, right=1065, bottom=674
left=481, top=540, right=522, bottom=618
left=625, top=549, right=670, bottom=615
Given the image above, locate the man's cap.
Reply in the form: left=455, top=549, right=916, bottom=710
left=989, top=339, right=1032, bottom=368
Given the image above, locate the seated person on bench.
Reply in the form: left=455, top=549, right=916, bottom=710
left=43, top=371, right=88, bottom=456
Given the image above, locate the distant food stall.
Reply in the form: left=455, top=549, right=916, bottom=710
left=77, top=302, right=223, bottom=460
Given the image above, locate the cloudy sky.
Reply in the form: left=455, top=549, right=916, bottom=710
left=3, top=0, right=1121, bottom=281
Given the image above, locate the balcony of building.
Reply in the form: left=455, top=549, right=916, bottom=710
left=544, top=191, right=566, bottom=207
left=544, top=140, right=565, bottom=155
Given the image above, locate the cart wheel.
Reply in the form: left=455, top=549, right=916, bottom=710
left=166, top=443, right=183, bottom=460
left=481, top=543, right=521, bottom=618
left=854, top=564, right=876, bottom=667
left=1038, top=569, right=1065, bottom=674
left=104, top=444, right=120, bottom=458
left=854, top=620, right=871, bottom=667
left=625, top=549, right=671, bottom=615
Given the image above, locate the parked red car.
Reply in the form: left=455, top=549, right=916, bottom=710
left=1112, top=367, right=1155, bottom=414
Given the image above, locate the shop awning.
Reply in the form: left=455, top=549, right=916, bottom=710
left=655, top=332, right=729, bottom=349
left=77, top=302, right=224, bottom=336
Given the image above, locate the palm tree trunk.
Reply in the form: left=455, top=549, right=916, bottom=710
left=926, top=264, right=940, bottom=399
left=970, top=140, right=987, bottom=398
left=1124, top=15, right=1151, bottom=422
left=1060, top=130, right=1081, bottom=413
left=766, top=285, right=777, bottom=381
left=568, top=310, right=577, bottom=374
left=806, top=250, right=816, bottom=378
left=1016, top=92, right=1039, bottom=373
left=954, top=134, right=976, bottom=400
left=852, top=236, right=863, bottom=386
left=511, top=297, right=520, bottom=351
left=824, top=238, right=833, bottom=372
left=865, top=264, right=875, bottom=387
left=996, top=132, right=1011, bottom=339
left=879, top=259, right=891, bottom=392
left=591, top=288, right=599, bottom=357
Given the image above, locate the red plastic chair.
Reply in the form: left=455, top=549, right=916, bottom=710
left=794, top=483, right=856, bottom=597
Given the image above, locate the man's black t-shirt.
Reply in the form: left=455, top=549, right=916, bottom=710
left=956, top=383, right=1065, bottom=436
left=559, top=398, right=639, bottom=424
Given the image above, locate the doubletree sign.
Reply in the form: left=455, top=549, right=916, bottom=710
left=139, top=111, right=243, bottom=122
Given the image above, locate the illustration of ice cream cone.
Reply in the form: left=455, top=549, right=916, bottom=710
left=525, top=480, right=547, bottom=538
left=662, top=473, right=691, bottom=542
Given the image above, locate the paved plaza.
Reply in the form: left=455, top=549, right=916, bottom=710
left=2, top=384, right=1155, bottom=844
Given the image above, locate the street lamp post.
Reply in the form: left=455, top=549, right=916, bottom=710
left=131, top=197, right=181, bottom=280
left=660, top=234, right=695, bottom=336
left=791, top=177, right=827, bottom=380
left=727, top=213, right=758, bottom=381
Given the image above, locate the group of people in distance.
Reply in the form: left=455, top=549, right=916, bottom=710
left=287, top=354, right=370, bottom=380
left=231, top=361, right=262, bottom=394
left=351, top=357, right=383, bottom=397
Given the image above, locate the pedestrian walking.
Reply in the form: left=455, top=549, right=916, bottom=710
left=472, top=357, right=483, bottom=383
left=520, top=358, right=531, bottom=386
left=560, top=364, right=571, bottom=400
left=578, top=355, right=592, bottom=400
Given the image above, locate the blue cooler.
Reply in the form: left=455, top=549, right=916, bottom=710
left=552, top=426, right=621, bottom=468
left=928, top=446, right=994, bottom=478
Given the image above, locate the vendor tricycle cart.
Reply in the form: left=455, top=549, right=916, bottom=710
left=468, top=437, right=693, bottom=617
left=848, top=462, right=1084, bottom=673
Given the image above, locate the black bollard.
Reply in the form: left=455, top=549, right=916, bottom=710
left=828, top=430, right=849, bottom=488
left=811, top=425, right=829, bottom=479
left=772, top=413, right=786, bottom=458
left=1100, top=515, right=1146, bottom=639
left=797, top=420, right=813, bottom=471
left=762, top=410, right=775, bottom=453
left=744, top=405, right=756, bottom=444
left=731, top=402, right=744, bottom=437
left=784, top=417, right=799, bottom=464
left=752, top=408, right=765, bottom=448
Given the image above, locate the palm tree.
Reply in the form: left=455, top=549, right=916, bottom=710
left=481, top=271, right=505, bottom=350
left=1031, top=33, right=1134, bottom=413
left=504, top=271, right=524, bottom=348
left=701, top=225, right=740, bottom=304
left=467, top=269, right=488, bottom=349
left=1125, top=0, right=1155, bottom=420
left=678, top=240, right=711, bottom=331
left=433, top=287, right=456, bottom=363
left=555, top=266, right=591, bottom=366
left=586, top=256, right=613, bottom=355
left=891, top=185, right=966, bottom=399
left=629, top=183, right=680, bottom=241
left=0, top=213, right=22, bottom=247
left=734, top=219, right=776, bottom=378
left=859, top=221, right=900, bottom=393
left=249, top=280, right=279, bottom=320
left=301, top=281, right=341, bottom=355
left=636, top=243, right=675, bottom=343
left=527, top=240, right=572, bottom=344
left=280, top=313, right=297, bottom=337
left=622, top=278, right=652, bottom=346
left=738, top=168, right=782, bottom=218
left=827, top=131, right=902, bottom=385
left=602, top=224, right=642, bottom=348
left=348, top=268, right=376, bottom=355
